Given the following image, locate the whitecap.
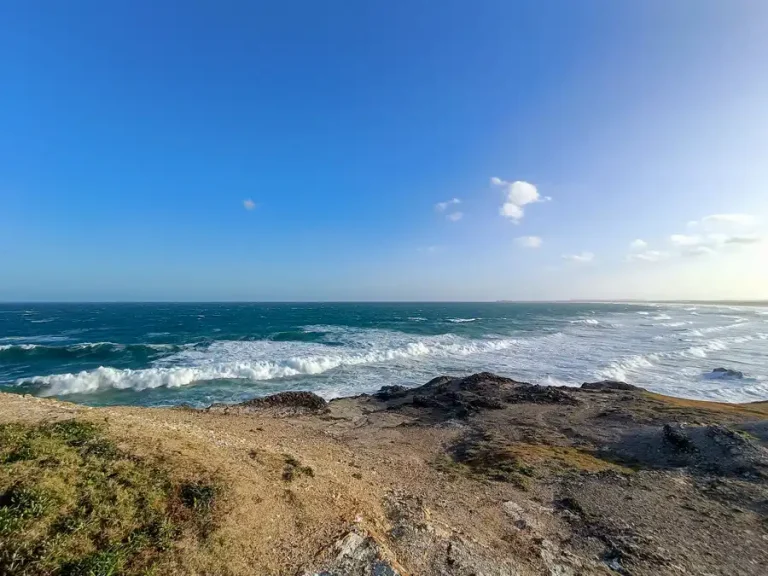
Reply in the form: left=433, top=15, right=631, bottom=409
left=18, top=334, right=522, bottom=396
left=570, top=318, right=600, bottom=325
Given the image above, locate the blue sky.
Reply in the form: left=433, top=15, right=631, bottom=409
left=2, top=1, right=767, bottom=301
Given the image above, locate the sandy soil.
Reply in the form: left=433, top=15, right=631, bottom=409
left=1, top=373, right=767, bottom=575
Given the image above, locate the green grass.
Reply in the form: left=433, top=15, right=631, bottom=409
left=0, top=419, right=222, bottom=576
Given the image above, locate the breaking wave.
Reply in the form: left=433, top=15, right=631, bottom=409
left=16, top=335, right=521, bottom=396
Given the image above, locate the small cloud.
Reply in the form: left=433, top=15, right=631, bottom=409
left=683, top=245, right=717, bottom=257
left=446, top=211, right=463, bottom=222
left=243, top=199, right=257, bottom=211
left=630, top=239, right=648, bottom=250
left=435, top=198, right=461, bottom=212
left=627, top=250, right=669, bottom=262
left=515, top=236, right=542, bottom=248
left=418, top=245, right=442, bottom=254
left=670, top=234, right=702, bottom=247
left=562, top=251, right=594, bottom=263
left=688, top=214, right=757, bottom=228
left=491, top=177, right=550, bottom=223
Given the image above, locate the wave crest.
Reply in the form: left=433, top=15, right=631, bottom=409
left=17, top=335, right=520, bottom=396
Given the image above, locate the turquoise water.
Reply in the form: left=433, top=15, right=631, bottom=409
left=1, top=302, right=767, bottom=406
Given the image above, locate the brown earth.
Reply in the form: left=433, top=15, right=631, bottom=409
left=1, top=373, right=767, bottom=576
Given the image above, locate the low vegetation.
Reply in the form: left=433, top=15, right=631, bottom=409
left=281, top=454, right=314, bottom=482
left=0, top=419, right=222, bottom=576
left=439, top=433, right=632, bottom=489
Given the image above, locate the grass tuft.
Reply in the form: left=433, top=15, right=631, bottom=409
left=0, top=419, right=223, bottom=576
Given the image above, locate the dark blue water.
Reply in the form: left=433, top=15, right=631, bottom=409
left=1, top=302, right=766, bottom=406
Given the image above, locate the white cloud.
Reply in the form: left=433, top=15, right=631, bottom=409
left=562, top=251, right=594, bottom=263
left=670, top=234, right=702, bottom=247
left=630, top=239, right=648, bottom=250
left=683, top=245, right=717, bottom=257
left=446, top=211, right=463, bottom=222
left=688, top=214, right=757, bottom=228
left=243, top=199, right=257, bottom=211
left=670, top=231, right=762, bottom=255
left=515, top=236, right=542, bottom=248
left=491, top=177, right=550, bottom=223
left=435, top=198, right=461, bottom=212
left=627, top=250, right=669, bottom=262
left=418, top=245, right=442, bottom=254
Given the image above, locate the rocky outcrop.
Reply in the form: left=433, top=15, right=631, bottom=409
left=581, top=380, right=641, bottom=391
left=210, top=390, right=328, bottom=416
left=710, top=367, right=745, bottom=379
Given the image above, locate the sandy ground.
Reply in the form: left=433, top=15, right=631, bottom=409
left=1, top=373, right=767, bottom=575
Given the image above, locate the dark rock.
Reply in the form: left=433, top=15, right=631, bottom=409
left=458, top=372, right=519, bottom=389
left=505, top=384, right=578, bottom=405
left=374, top=385, right=410, bottom=400
left=711, top=368, right=744, bottom=379
left=663, top=423, right=696, bottom=452
left=236, top=391, right=327, bottom=415
left=609, top=423, right=768, bottom=478
left=581, top=380, right=641, bottom=391
left=422, top=375, right=453, bottom=388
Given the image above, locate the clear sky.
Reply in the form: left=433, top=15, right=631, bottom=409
left=2, top=1, right=767, bottom=301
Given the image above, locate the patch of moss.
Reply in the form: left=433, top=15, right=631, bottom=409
left=506, top=444, right=634, bottom=475
left=0, top=419, right=222, bottom=576
left=281, top=454, right=314, bottom=482
left=446, top=434, right=535, bottom=490
left=441, top=433, right=632, bottom=489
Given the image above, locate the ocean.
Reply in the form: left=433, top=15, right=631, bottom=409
left=1, top=302, right=766, bottom=407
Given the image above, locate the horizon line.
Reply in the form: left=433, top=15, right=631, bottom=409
left=1, top=299, right=767, bottom=305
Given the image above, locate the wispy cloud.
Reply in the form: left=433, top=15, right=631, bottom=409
left=243, top=199, right=257, bottom=211
left=562, top=251, right=594, bottom=263
left=445, top=211, right=463, bottom=222
left=629, top=239, right=648, bottom=250
left=627, top=250, right=669, bottom=262
left=435, top=198, right=461, bottom=212
left=688, top=213, right=757, bottom=228
left=724, top=235, right=762, bottom=245
left=515, top=236, right=542, bottom=248
left=491, top=177, right=550, bottom=223
left=670, top=231, right=762, bottom=256
left=418, top=245, right=442, bottom=254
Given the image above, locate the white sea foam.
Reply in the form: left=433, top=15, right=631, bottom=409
left=20, top=334, right=522, bottom=396
left=8, top=304, right=768, bottom=405
left=0, top=343, right=39, bottom=351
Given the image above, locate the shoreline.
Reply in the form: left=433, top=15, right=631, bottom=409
left=2, top=372, right=767, bottom=575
